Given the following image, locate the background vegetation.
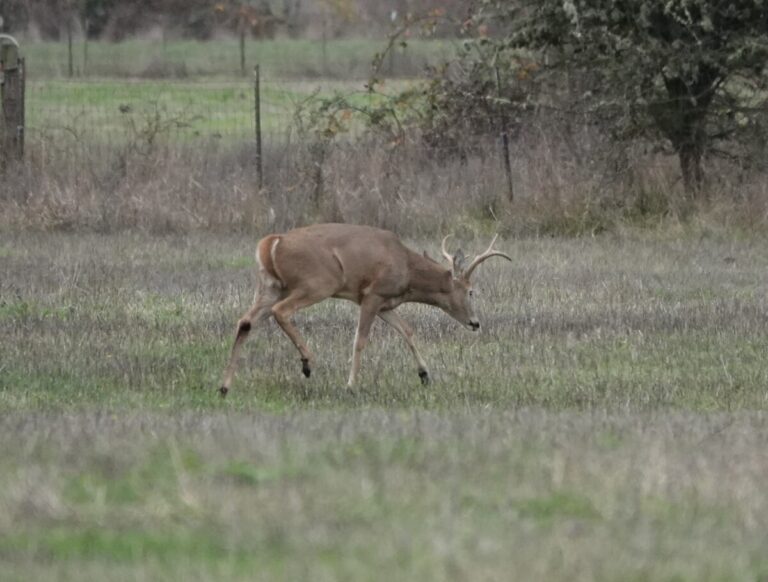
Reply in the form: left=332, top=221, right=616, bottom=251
left=1, top=0, right=467, bottom=40
left=4, top=1, right=768, bottom=234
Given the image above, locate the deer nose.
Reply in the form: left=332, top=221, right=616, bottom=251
left=469, top=320, right=480, bottom=331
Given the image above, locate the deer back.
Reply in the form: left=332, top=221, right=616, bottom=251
left=264, top=224, right=412, bottom=301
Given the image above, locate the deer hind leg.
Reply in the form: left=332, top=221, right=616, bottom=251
left=271, top=289, right=327, bottom=379
left=347, top=297, right=385, bottom=389
left=378, top=310, right=431, bottom=385
left=219, top=280, right=281, bottom=397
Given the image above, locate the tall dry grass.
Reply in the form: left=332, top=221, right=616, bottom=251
left=3, top=116, right=768, bottom=236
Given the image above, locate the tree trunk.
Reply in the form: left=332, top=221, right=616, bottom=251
left=679, top=142, right=703, bottom=197
left=658, top=74, right=716, bottom=199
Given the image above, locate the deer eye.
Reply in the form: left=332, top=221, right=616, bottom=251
left=469, top=289, right=474, bottom=297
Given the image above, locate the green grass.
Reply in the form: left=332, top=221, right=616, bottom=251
left=18, top=37, right=439, bottom=149
left=21, top=38, right=451, bottom=80
left=2, top=229, right=768, bottom=580
left=1, top=410, right=767, bottom=581
left=3, top=230, right=767, bottom=411
left=25, top=77, right=398, bottom=145
left=25, top=78, right=309, bottom=141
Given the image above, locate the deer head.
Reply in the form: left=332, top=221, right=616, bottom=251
left=439, top=234, right=512, bottom=331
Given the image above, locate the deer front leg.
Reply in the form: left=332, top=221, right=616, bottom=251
left=347, top=297, right=385, bottom=388
left=220, top=290, right=278, bottom=397
left=378, top=310, right=431, bottom=385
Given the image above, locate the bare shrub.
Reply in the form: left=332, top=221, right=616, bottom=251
left=1, top=141, right=263, bottom=232
left=3, top=105, right=768, bottom=236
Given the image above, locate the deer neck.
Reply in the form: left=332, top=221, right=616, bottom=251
left=404, top=251, right=450, bottom=305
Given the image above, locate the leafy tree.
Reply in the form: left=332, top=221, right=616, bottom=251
left=486, top=0, right=768, bottom=194
left=0, top=0, right=28, bottom=31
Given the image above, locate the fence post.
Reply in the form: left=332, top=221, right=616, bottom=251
left=0, top=35, right=24, bottom=166
left=240, top=25, right=246, bottom=77
left=321, top=14, right=328, bottom=75
left=67, top=18, right=74, bottom=77
left=18, top=56, right=24, bottom=158
left=495, top=65, right=514, bottom=203
left=254, top=64, right=263, bottom=191
left=83, top=17, right=89, bottom=76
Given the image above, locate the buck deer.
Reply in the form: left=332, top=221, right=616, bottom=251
left=219, top=223, right=511, bottom=396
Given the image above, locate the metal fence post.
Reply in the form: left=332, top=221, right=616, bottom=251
left=321, top=14, right=328, bottom=75
left=240, top=25, right=246, bottom=77
left=83, top=18, right=89, bottom=76
left=495, top=65, right=514, bottom=203
left=254, top=64, right=263, bottom=191
left=67, top=18, right=74, bottom=77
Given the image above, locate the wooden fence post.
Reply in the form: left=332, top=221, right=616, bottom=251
left=0, top=35, right=24, bottom=166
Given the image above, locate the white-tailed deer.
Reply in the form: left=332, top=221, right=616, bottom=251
left=219, top=223, right=511, bottom=395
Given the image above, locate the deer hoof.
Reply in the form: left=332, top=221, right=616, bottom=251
left=219, top=385, right=229, bottom=397
left=418, top=369, right=430, bottom=385
left=301, top=358, right=311, bottom=378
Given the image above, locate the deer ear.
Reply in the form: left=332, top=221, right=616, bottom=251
left=452, top=249, right=466, bottom=277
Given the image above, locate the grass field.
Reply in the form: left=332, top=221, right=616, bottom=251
left=26, top=78, right=310, bottom=142
left=22, top=38, right=450, bottom=80
left=2, top=228, right=768, bottom=580
left=24, top=77, right=398, bottom=147
left=18, top=37, right=438, bottom=147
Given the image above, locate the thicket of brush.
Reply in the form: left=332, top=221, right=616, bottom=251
left=3, top=112, right=768, bottom=237
left=5, top=1, right=768, bottom=238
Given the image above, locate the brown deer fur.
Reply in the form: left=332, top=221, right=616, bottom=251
left=219, top=223, right=510, bottom=395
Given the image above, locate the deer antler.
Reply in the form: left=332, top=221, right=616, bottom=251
left=441, top=234, right=454, bottom=265
left=462, top=235, right=512, bottom=280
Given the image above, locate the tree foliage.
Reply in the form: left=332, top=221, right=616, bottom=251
left=490, top=0, right=768, bottom=193
left=336, top=0, right=768, bottom=195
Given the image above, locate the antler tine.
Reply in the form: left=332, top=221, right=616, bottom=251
left=484, top=234, right=499, bottom=254
left=462, top=234, right=512, bottom=279
left=441, top=234, right=454, bottom=265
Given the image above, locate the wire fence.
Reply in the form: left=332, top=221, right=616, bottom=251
left=16, top=39, right=434, bottom=162
left=21, top=74, right=516, bottom=167
left=8, top=37, right=661, bottom=209
left=4, top=39, right=707, bottom=234
left=24, top=37, right=449, bottom=81
left=26, top=78, right=261, bottom=142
